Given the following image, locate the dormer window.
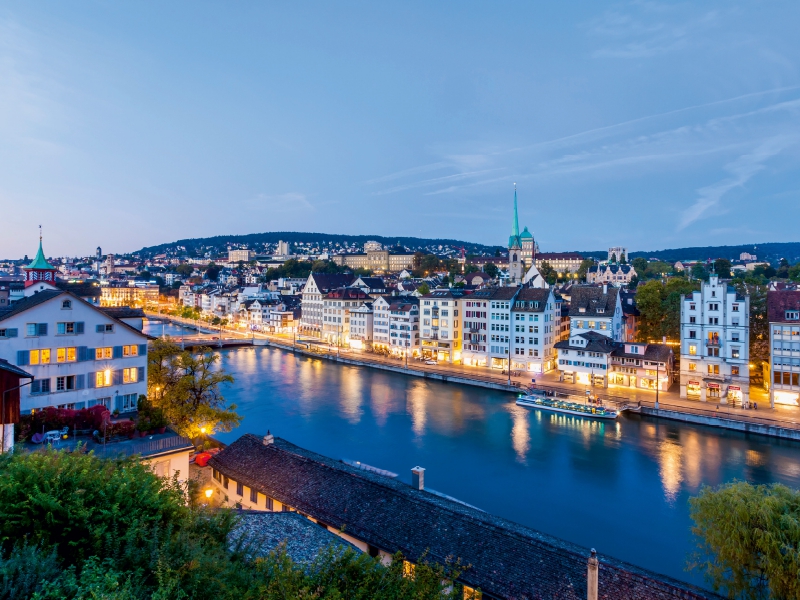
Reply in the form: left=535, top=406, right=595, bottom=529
left=787, top=311, right=800, bottom=321
left=579, top=307, right=586, bottom=313
left=597, top=308, right=604, bottom=314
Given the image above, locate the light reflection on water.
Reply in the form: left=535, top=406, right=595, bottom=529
left=160, top=340, right=800, bottom=588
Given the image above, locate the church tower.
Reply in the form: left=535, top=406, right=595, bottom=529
left=508, top=185, right=523, bottom=283
left=23, top=228, right=57, bottom=287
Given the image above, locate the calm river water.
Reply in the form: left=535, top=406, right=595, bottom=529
left=146, top=323, right=800, bottom=587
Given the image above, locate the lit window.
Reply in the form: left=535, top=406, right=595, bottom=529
left=57, top=348, right=66, bottom=363
left=123, top=368, right=138, bottom=383
left=689, top=345, right=697, bottom=356
left=96, top=370, right=112, bottom=388
left=95, top=347, right=113, bottom=360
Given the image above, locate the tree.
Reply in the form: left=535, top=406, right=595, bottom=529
left=417, top=282, right=431, bottom=295
left=464, top=263, right=479, bottom=274
left=789, top=263, right=800, bottom=282
left=713, top=258, right=732, bottom=278
left=627, top=275, right=639, bottom=290
left=777, top=258, right=790, bottom=279
left=539, top=261, right=556, bottom=285
left=353, top=267, right=374, bottom=276
left=689, top=481, right=800, bottom=600
left=692, top=263, right=708, bottom=281
left=577, top=259, right=597, bottom=282
left=175, top=263, right=194, bottom=277
left=620, top=252, right=627, bottom=264
left=610, top=253, right=617, bottom=264
left=635, top=280, right=664, bottom=342
left=484, top=262, right=499, bottom=278
left=205, top=262, right=221, bottom=281
left=148, top=339, right=240, bottom=439
left=632, top=257, right=648, bottom=274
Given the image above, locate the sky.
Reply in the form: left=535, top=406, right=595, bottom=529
left=2, top=2, right=800, bottom=258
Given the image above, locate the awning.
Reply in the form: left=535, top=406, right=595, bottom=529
left=688, top=380, right=700, bottom=385
left=708, top=383, right=720, bottom=388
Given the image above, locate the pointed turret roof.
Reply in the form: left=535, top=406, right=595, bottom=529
left=26, top=238, right=56, bottom=271
left=508, top=185, right=522, bottom=248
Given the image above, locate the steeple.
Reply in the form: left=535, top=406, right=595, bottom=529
left=24, top=226, right=57, bottom=286
left=511, top=183, right=519, bottom=239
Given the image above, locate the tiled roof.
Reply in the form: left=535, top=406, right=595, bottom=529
left=231, top=511, right=359, bottom=564
left=422, top=289, right=467, bottom=299
left=209, top=435, right=718, bottom=600
left=99, top=307, right=146, bottom=319
left=767, top=290, right=800, bottom=324
left=613, top=343, right=673, bottom=363
left=324, top=288, right=370, bottom=300
left=488, top=287, right=519, bottom=300
left=514, top=288, right=550, bottom=311
left=569, top=286, right=619, bottom=317
left=56, top=281, right=102, bottom=298
left=310, top=274, right=356, bottom=292
left=0, top=290, right=63, bottom=322
left=555, top=331, right=619, bottom=354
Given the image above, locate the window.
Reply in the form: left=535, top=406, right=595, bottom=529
left=123, top=368, right=138, bottom=383
left=95, top=347, right=113, bottom=360
left=689, top=316, right=696, bottom=324
left=57, top=322, right=83, bottom=335
left=689, top=331, right=696, bottom=339
left=250, top=488, right=258, bottom=504
left=223, top=475, right=229, bottom=490
left=732, top=304, right=739, bottom=312
left=0, top=328, right=18, bottom=338
left=96, top=370, right=112, bottom=388
left=689, top=303, right=696, bottom=311
left=688, top=363, right=696, bottom=371
left=708, top=364, right=720, bottom=375
left=121, top=394, right=138, bottom=411
left=731, top=348, right=740, bottom=359
left=56, top=348, right=77, bottom=363
left=787, top=311, right=800, bottom=321
left=96, top=324, right=114, bottom=333
left=62, top=300, right=72, bottom=309
left=26, top=323, right=47, bottom=336
left=732, top=366, right=740, bottom=376
left=689, top=345, right=697, bottom=355
left=29, top=349, right=51, bottom=365
left=236, top=482, right=244, bottom=496
left=56, top=376, right=76, bottom=392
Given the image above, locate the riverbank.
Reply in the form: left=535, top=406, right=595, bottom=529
left=261, top=338, right=800, bottom=442
left=145, top=314, right=800, bottom=441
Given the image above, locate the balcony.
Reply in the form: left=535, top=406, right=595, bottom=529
left=705, top=339, right=721, bottom=348
left=704, top=372, right=728, bottom=382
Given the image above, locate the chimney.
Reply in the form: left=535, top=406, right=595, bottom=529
left=662, top=336, right=667, bottom=345
left=602, top=284, right=608, bottom=295
left=262, top=429, right=274, bottom=445
left=587, top=548, right=599, bottom=600
left=411, top=466, right=425, bottom=490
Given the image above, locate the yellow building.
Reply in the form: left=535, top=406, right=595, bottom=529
left=332, top=250, right=414, bottom=273
left=100, top=283, right=159, bottom=307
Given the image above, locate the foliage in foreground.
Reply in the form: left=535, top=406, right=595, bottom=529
left=689, top=481, right=800, bottom=600
left=0, top=449, right=465, bottom=599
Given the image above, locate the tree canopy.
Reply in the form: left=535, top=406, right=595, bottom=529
left=689, top=481, right=800, bottom=600
left=635, top=279, right=699, bottom=342
left=148, top=339, right=240, bottom=439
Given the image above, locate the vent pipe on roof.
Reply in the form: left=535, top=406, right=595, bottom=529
left=263, top=430, right=274, bottom=445
left=587, top=548, right=599, bottom=600
left=602, top=284, right=608, bottom=295
left=411, top=466, right=425, bottom=490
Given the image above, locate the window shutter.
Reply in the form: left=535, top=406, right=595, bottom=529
left=96, top=324, right=104, bottom=333
left=138, top=343, right=147, bottom=356
left=7, top=328, right=17, bottom=338
left=113, top=346, right=123, bottom=359
left=37, top=323, right=48, bottom=336
left=115, top=395, right=123, bottom=411
left=76, top=374, right=85, bottom=389
left=112, top=370, right=122, bottom=385
left=77, top=347, right=87, bottom=361
left=76, top=322, right=85, bottom=334
left=87, top=372, right=96, bottom=389
left=31, top=380, right=40, bottom=394
left=17, top=351, right=28, bottom=366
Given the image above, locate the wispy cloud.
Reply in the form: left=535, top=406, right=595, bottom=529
left=371, top=168, right=503, bottom=196
left=678, top=136, right=796, bottom=230
left=245, top=192, right=315, bottom=213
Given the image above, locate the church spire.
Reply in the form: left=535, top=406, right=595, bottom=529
left=511, top=183, right=519, bottom=238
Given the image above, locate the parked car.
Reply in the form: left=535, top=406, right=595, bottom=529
left=424, top=360, right=437, bottom=365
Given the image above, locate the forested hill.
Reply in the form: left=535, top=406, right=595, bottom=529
left=135, top=232, right=499, bottom=257
left=627, top=242, right=800, bottom=265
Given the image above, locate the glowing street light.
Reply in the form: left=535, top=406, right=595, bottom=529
left=204, top=488, right=213, bottom=499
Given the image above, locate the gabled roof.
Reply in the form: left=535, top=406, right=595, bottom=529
left=324, top=287, right=370, bottom=301
left=99, top=307, right=146, bottom=320
left=309, top=273, right=355, bottom=292
left=767, top=290, right=800, bottom=324
left=488, top=287, right=519, bottom=301
left=514, top=288, right=551, bottom=311
left=554, top=331, right=619, bottom=354
left=209, top=435, right=718, bottom=600
left=569, top=285, right=619, bottom=317
left=0, top=290, right=151, bottom=339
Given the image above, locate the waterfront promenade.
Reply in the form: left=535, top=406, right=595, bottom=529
left=147, top=313, right=800, bottom=438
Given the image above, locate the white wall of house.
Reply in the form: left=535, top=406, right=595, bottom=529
left=0, top=294, right=149, bottom=413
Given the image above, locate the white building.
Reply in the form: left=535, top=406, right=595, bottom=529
left=419, top=289, right=466, bottom=362
left=566, top=285, right=623, bottom=342
left=767, top=290, right=800, bottom=407
left=510, top=287, right=559, bottom=374
left=228, top=249, right=254, bottom=263
left=0, top=290, right=149, bottom=414
left=300, top=274, right=354, bottom=337
left=371, top=296, right=392, bottom=350
left=487, top=288, right=520, bottom=369
left=322, top=288, right=371, bottom=346
left=679, top=272, right=750, bottom=405
left=348, top=303, right=374, bottom=350
left=387, top=298, right=420, bottom=356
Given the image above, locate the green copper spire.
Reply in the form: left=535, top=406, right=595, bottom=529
left=511, top=183, right=519, bottom=238
left=26, top=227, right=56, bottom=271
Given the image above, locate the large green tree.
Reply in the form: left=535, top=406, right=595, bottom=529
left=577, top=259, right=597, bottom=282
left=735, top=281, right=769, bottom=372
left=635, top=279, right=699, bottom=342
left=631, top=257, right=649, bottom=274
left=148, top=339, right=240, bottom=439
left=689, top=481, right=800, bottom=600
left=713, top=258, right=732, bottom=278
left=538, top=261, right=557, bottom=285
left=483, top=262, right=499, bottom=278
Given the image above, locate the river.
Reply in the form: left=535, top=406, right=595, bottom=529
left=145, top=323, right=800, bottom=587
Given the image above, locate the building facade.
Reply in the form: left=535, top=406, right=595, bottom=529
left=419, top=289, right=465, bottom=362
left=461, top=289, right=492, bottom=367
left=100, top=282, right=159, bottom=308
left=488, top=288, right=520, bottom=369
left=0, top=291, right=149, bottom=413
left=534, top=253, right=584, bottom=275
left=322, top=288, right=370, bottom=346
left=767, top=290, right=800, bottom=407
left=679, top=273, right=750, bottom=405
left=348, top=303, right=374, bottom=350
left=510, top=288, right=559, bottom=373
left=387, top=298, right=420, bottom=356
left=331, top=251, right=414, bottom=273
left=300, top=273, right=354, bottom=337
left=586, top=264, right=637, bottom=286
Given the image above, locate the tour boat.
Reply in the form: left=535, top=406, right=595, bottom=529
left=516, top=392, right=619, bottom=420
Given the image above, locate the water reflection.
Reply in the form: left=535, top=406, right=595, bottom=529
left=202, top=346, right=800, bottom=587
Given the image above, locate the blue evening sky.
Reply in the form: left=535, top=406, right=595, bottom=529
left=2, top=2, right=800, bottom=257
